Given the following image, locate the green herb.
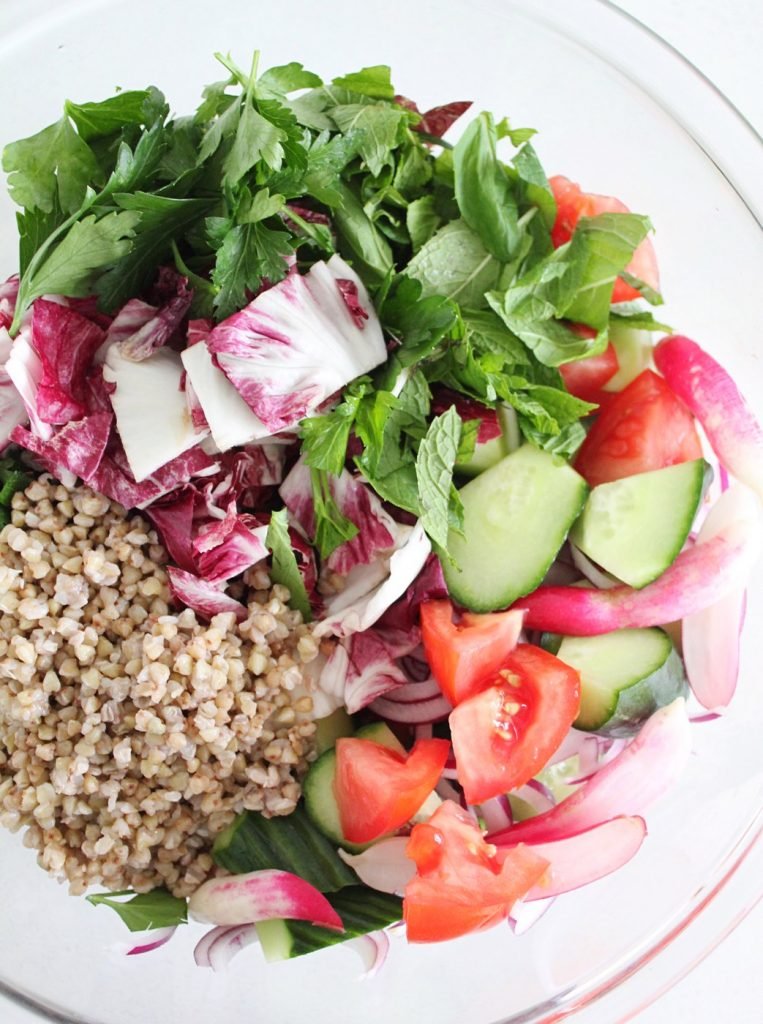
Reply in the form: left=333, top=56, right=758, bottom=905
left=331, top=65, right=395, bottom=100
left=416, top=407, right=463, bottom=549
left=86, top=888, right=187, bottom=933
left=266, top=509, right=313, bottom=621
left=407, top=219, right=503, bottom=307
left=310, top=468, right=359, bottom=559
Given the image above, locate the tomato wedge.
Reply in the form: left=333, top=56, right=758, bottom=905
left=559, top=342, right=619, bottom=405
left=335, top=737, right=450, bottom=844
left=449, top=644, right=581, bottom=804
left=403, top=800, right=548, bottom=942
left=549, top=175, right=660, bottom=303
left=420, top=600, right=524, bottom=705
left=573, top=368, right=704, bottom=487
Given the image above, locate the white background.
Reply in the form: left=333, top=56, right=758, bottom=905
left=613, top=6, right=763, bottom=1021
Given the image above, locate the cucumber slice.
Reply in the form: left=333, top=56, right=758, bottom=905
left=456, top=433, right=508, bottom=477
left=256, top=887, right=403, bottom=961
left=570, top=459, right=709, bottom=588
left=444, top=444, right=589, bottom=612
left=556, top=628, right=688, bottom=736
left=211, top=805, right=357, bottom=891
left=303, top=722, right=404, bottom=851
left=603, top=326, right=652, bottom=392
left=314, top=707, right=354, bottom=755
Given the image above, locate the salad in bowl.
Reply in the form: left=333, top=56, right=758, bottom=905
left=0, top=50, right=761, bottom=976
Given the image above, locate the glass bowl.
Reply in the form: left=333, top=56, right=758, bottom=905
left=1, top=1, right=761, bottom=1021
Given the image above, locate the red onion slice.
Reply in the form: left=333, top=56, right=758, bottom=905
left=488, top=698, right=691, bottom=845
left=569, top=543, right=620, bottom=590
left=193, top=923, right=259, bottom=971
left=511, top=780, right=556, bottom=817
left=188, top=869, right=343, bottom=931
left=338, top=838, right=415, bottom=895
left=508, top=897, right=555, bottom=935
left=501, top=816, right=647, bottom=900
left=478, top=795, right=513, bottom=833
left=126, top=925, right=178, bottom=956
left=654, top=335, right=763, bottom=501
left=345, top=930, right=391, bottom=979
left=378, top=677, right=443, bottom=704
left=369, top=692, right=453, bottom=724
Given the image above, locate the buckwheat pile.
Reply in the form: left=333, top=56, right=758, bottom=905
left=0, top=476, right=318, bottom=897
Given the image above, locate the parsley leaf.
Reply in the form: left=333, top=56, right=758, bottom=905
left=86, top=888, right=187, bottom=933
left=211, top=219, right=293, bottom=318
left=224, top=100, right=288, bottom=185
left=331, top=104, right=406, bottom=177
left=266, top=509, right=313, bottom=621
left=380, top=276, right=458, bottom=370
left=416, top=406, right=462, bottom=549
left=332, top=181, right=394, bottom=284
left=3, top=116, right=98, bottom=215
left=64, top=88, right=167, bottom=142
left=300, top=382, right=369, bottom=476
left=331, top=65, right=395, bottom=100
left=17, top=210, right=140, bottom=315
left=257, top=63, right=323, bottom=97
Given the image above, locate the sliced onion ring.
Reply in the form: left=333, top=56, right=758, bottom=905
left=193, top=923, right=259, bottom=971
left=126, top=925, right=178, bottom=956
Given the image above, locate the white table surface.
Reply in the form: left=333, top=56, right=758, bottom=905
left=611, top=7, right=763, bottom=1021
left=0, top=3, right=761, bottom=1023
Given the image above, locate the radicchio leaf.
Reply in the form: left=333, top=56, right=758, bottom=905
left=11, top=411, right=113, bottom=484
left=31, top=298, right=105, bottom=425
left=0, top=328, right=28, bottom=447
left=117, top=272, right=192, bottom=362
left=167, top=566, right=247, bottom=622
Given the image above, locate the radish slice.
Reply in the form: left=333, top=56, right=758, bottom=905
left=517, top=488, right=762, bottom=635
left=126, top=925, right=178, bottom=956
left=188, top=869, right=344, bottom=931
left=487, top=698, right=691, bottom=844
left=500, top=816, right=647, bottom=899
left=654, top=335, right=763, bottom=501
left=338, top=838, right=415, bottom=895
left=345, top=930, right=391, bottom=979
left=193, top=924, right=259, bottom=970
left=680, top=485, right=755, bottom=709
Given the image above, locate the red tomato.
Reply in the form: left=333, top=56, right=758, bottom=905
left=420, top=600, right=524, bottom=706
left=449, top=644, right=581, bottom=805
left=549, top=175, right=660, bottom=303
left=573, top=368, right=703, bottom=487
left=335, top=737, right=450, bottom=844
left=403, top=800, right=548, bottom=942
left=559, top=342, right=619, bottom=405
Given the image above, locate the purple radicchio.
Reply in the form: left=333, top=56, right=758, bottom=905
left=31, top=298, right=105, bottom=425
left=192, top=503, right=269, bottom=582
left=0, top=276, right=20, bottom=332
left=0, top=328, right=28, bottom=448
left=115, top=272, right=192, bottom=362
left=10, top=412, right=113, bottom=487
left=5, top=324, right=53, bottom=440
left=167, top=567, right=247, bottom=622
left=206, top=254, right=385, bottom=433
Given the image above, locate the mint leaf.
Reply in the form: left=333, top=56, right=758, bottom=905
left=310, top=469, right=359, bottom=559
left=64, top=88, right=166, bottom=141
left=257, top=63, right=323, bottom=97
left=416, top=406, right=462, bottom=549
left=212, top=220, right=293, bottom=318
left=380, top=276, right=458, bottom=369
left=19, top=210, right=139, bottom=312
left=300, top=383, right=369, bottom=476
left=86, top=888, right=187, bottom=933
left=266, top=509, right=313, bottom=621
left=513, top=142, right=555, bottom=229
left=563, top=213, right=652, bottom=328
left=331, top=104, right=406, bottom=177
left=331, top=66, right=395, bottom=100
left=3, top=116, right=98, bottom=215
left=521, top=419, right=586, bottom=459
left=407, top=219, right=503, bottom=307
left=453, top=112, right=520, bottom=262
left=462, top=308, right=529, bottom=364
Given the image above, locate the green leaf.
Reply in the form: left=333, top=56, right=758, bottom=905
left=286, top=89, right=335, bottom=131
left=393, top=142, right=432, bottom=198
left=331, top=104, right=406, bottom=177
left=416, top=406, right=462, bottom=549
left=64, top=88, right=166, bottom=141
left=610, top=304, right=672, bottom=332
left=100, top=122, right=167, bottom=197
left=16, top=201, right=66, bottom=276
left=300, top=383, right=369, bottom=476
left=310, top=469, right=359, bottom=559
left=19, top=209, right=139, bottom=310
left=96, top=194, right=211, bottom=311
left=212, top=220, right=293, bottom=319
left=406, top=195, right=442, bottom=252
left=239, top=186, right=286, bottom=223
left=285, top=207, right=335, bottom=254
left=304, top=129, right=365, bottom=207
left=513, top=142, right=555, bottom=229
left=266, top=509, right=313, bottom=621
left=358, top=460, right=420, bottom=517
left=331, top=65, right=395, bottom=100
left=332, top=181, right=394, bottom=284
left=171, top=241, right=216, bottom=318
left=257, top=63, right=323, bottom=97
left=462, top=308, right=529, bottom=364
left=197, top=95, right=240, bottom=164
left=453, top=112, right=520, bottom=262
left=86, top=888, right=187, bottom=933
left=223, top=100, right=288, bottom=185
left=562, top=213, right=652, bottom=328
left=3, top=116, right=98, bottom=214
left=380, top=276, right=458, bottom=369
left=619, top=269, right=663, bottom=306
left=520, top=418, right=586, bottom=459
left=495, top=118, right=537, bottom=146
left=407, top=219, right=503, bottom=307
